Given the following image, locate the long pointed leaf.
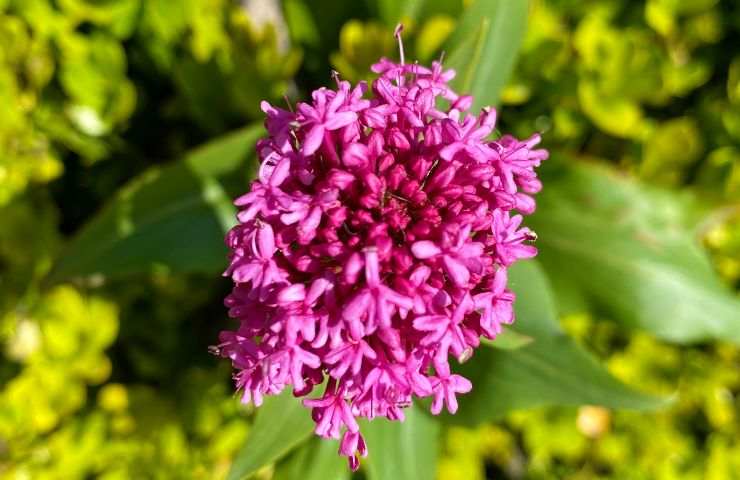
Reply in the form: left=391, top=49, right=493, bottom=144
left=444, top=0, right=529, bottom=109
left=447, top=261, right=668, bottom=426
left=531, top=160, right=740, bottom=344
left=227, top=390, right=315, bottom=480
left=361, top=405, right=440, bottom=480
left=272, top=438, right=349, bottom=480
left=47, top=125, right=263, bottom=282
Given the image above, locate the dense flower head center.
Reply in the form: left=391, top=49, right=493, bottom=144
left=217, top=28, right=547, bottom=471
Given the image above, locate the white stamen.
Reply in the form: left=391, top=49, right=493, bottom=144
left=394, top=24, right=405, bottom=66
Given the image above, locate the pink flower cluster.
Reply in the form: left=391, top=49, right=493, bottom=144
left=217, top=31, right=547, bottom=470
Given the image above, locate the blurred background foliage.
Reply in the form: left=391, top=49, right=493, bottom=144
left=1, top=0, right=739, bottom=479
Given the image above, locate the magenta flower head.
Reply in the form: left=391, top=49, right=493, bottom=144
left=216, top=26, right=547, bottom=470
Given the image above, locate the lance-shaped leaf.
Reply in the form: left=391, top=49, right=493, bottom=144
left=272, top=437, right=349, bottom=480
left=227, top=389, right=315, bottom=480
left=530, top=159, right=740, bottom=344
left=47, top=125, right=264, bottom=282
left=361, top=405, right=440, bottom=480
left=444, top=0, right=529, bottom=109
left=447, top=260, right=668, bottom=426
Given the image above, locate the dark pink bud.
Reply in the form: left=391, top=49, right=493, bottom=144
left=327, top=169, right=355, bottom=189
left=426, top=165, right=457, bottom=191
left=388, top=128, right=410, bottom=150
left=343, top=143, right=370, bottom=169
left=378, top=153, right=395, bottom=173
left=387, top=164, right=407, bottom=190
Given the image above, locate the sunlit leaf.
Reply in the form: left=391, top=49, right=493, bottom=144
left=447, top=261, right=667, bottom=426
left=481, top=326, right=533, bottom=350
left=227, top=389, right=315, bottom=480
left=272, top=437, right=349, bottom=480
left=454, top=335, right=671, bottom=426
left=444, top=0, right=529, bottom=109
left=370, top=0, right=465, bottom=25
left=370, top=0, right=425, bottom=24
left=47, top=125, right=263, bottom=282
left=362, top=405, right=440, bottom=480
left=531, top=159, right=740, bottom=344
left=283, top=0, right=321, bottom=47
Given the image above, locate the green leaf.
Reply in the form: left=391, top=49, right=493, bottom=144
left=531, top=159, right=740, bottom=344
left=272, top=438, right=349, bottom=480
left=447, top=260, right=667, bottom=426
left=506, top=260, right=561, bottom=336
left=444, top=0, right=529, bottom=109
left=283, top=0, right=321, bottom=47
left=481, top=326, right=533, bottom=350
left=455, top=336, right=670, bottom=425
left=47, top=125, right=263, bottom=283
left=367, top=0, right=464, bottom=25
left=187, top=124, right=265, bottom=190
left=370, top=0, right=424, bottom=24
left=227, top=389, right=315, bottom=480
left=361, top=405, right=440, bottom=480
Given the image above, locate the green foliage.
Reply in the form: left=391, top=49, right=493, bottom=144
left=1, top=278, right=254, bottom=479
left=438, top=0, right=740, bottom=478
left=272, top=437, right=349, bottom=480
left=227, top=390, right=314, bottom=480
left=502, top=0, right=739, bottom=198
left=2, top=287, right=117, bottom=441
left=2, top=0, right=740, bottom=479
left=450, top=261, right=666, bottom=427
left=440, top=319, right=740, bottom=480
left=0, top=0, right=298, bottom=205
left=330, top=20, right=397, bottom=83
left=362, top=405, right=440, bottom=480
left=0, top=12, right=62, bottom=205
left=48, top=125, right=264, bottom=283
left=444, top=0, right=529, bottom=109
left=531, top=159, right=740, bottom=343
